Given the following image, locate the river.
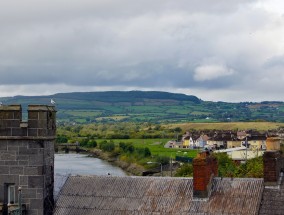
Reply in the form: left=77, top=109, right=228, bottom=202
left=54, top=153, right=126, bottom=176
left=54, top=153, right=126, bottom=198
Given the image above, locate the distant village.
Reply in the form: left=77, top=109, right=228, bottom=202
left=166, top=130, right=283, bottom=163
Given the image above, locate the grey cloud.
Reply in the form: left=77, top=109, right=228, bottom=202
left=0, top=0, right=283, bottom=102
left=263, top=55, right=284, bottom=68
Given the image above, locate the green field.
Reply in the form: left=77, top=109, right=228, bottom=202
left=96, top=138, right=198, bottom=158
left=166, top=122, right=284, bottom=131
left=63, top=110, right=102, bottom=117
left=3, top=91, right=284, bottom=123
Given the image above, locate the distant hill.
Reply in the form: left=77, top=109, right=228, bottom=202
left=1, top=91, right=284, bottom=124
left=53, top=91, right=201, bottom=103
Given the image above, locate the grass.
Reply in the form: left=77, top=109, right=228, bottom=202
left=128, top=106, right=165, bottom=113
left=165, top=122, right=284, bottom=131
left=96, top=116, right=130, bottom=121
left=191, top=111, right=211, bottom=115
left=63, top=110, right=102, bottom=117
left=96, top=138, right=198, bottom=158
left=165, top=108, right=190, bottom=114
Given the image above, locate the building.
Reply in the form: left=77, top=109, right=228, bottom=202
left=0, top=105, right=56, bottom=215
left=1, top=104, right=284, bottom=214
left=195, top=134, right=209, bottom=148
left=54, top=150, right=284, bottom=215
left=246, top=135, right=267, bottom=150
left=181, top=132, right=199, bottom=148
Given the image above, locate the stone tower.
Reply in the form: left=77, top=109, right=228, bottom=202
left=0, top=104, right=56, bottom=215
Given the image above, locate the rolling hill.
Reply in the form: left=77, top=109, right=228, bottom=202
left=1, top=91, right=284, bottom=124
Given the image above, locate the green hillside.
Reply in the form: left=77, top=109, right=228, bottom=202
left=1, top=91, right=284, bottom=124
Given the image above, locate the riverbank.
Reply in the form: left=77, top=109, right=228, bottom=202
left=56, top=146, right=178, bottom=176
left=88, top=148, right=146, bottom=176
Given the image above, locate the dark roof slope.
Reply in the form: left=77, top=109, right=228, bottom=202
left=54, top=176, right=263, bottom=215
left=259, top=178, right=284, bottom=215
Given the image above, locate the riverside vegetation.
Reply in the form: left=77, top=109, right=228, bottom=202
left=2, top=91, right=283, bottom=176
left=56, top=121, right=284, bottom=177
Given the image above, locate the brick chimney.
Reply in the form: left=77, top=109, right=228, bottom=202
left=266, top=137, right=280, bottom=151
left=193, top=151, right=218, bottom=198
left=263, top=151, right=282, bottom=186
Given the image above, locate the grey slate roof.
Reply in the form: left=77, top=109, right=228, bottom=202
left=54, top=176, right=264, bottom=215
left=54, top=174, right=69, bottom=200
left=259, top=177, right=284, bottom=215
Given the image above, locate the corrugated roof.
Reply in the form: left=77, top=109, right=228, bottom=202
left=54, top=176, right=264, bottom=215
left=259, top=178, right=284, bottom=215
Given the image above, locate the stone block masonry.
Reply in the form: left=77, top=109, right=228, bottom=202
left=0, top=105, right=56, bottom=215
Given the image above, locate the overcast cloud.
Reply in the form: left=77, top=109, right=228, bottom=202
left=0, top=0, right=283, bottom=102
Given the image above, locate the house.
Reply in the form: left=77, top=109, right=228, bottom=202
left=181, top=132, right=199, bottom=148
left=165, top=140, right=185, bottom=148
left=181, top=131, right=191, bottom=148
left=195, top=134, right=209, bottom=148
left=215, top=146, right=265, bottom=162
left=237, top=131, right=247, bottom=140
left=216, top=134, right=267, bottom=162
left=164, top=140, right=176, bottom=148
left=227, top=139, right=242, bottom=148
left=245, top=135, right=266, bottom=150
left=54, top=150, right=284, bottom=215
left=206, top=135, right=225, bottom=149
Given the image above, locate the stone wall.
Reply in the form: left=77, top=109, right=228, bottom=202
left=0, top=105, right=56, bottom=215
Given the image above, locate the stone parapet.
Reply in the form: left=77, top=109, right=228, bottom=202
left=0, top=105, right=56, bottom=138
left=0, top=104, right=56, bottom=215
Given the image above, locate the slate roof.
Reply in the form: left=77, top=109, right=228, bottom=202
left=54, top=176, right=264, bottom=215
left=54, top=174, right=69, bottom=200
left=259, top=177, right=284, bottom=215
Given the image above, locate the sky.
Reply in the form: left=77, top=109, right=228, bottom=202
left=0, top=0, right=284, bottom=102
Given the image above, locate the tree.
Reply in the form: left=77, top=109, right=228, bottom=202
left=156, top=155, right=170, bottom=165
left=214, top=153, right=237, bottom=177
left=87, top=139, right=97, bottom=148
left=174, top=127, right=182, bottom=132
left=56, top=135, right=68, bottom=143
left=99, top=141, right=115, bottom=152
left=235, top=156, right=263, bottom=178
left=144, top=147, right=151, bottom=157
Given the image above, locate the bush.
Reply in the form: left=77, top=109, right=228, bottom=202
left=87, top=139, right=97, bottom=148
left=56, top=135, right=68, bottom=143
left=155, top=155, right=170, bottom=165
left=235, top=156, right=263, bottom=178
left=79, top=138, right=89, bottom=147
left=99, top=141, right=115, bottom=152
left=119, top=142, right=134, bottom=153
left=144, top=147, right=151, bottom=157
left=135, top=147, right=152, bottom=158
left=214, top=153, right=237, bottom=177
left=175, top=164, right=193, bottom=177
